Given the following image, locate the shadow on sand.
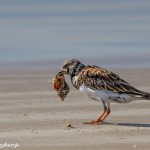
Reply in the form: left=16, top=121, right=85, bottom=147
left=103, top=122, right=150, bottom=128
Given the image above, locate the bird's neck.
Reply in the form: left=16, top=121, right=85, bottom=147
left=70, top=63, right=85, bottom=78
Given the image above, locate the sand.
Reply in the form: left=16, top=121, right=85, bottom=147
left=0, top=68, right=150, bottom=150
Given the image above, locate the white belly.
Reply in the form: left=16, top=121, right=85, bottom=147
left=79, top=84, right=136, bottom=104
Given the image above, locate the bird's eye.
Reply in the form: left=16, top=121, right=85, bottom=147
left=64, top=64, right=68, bottom=68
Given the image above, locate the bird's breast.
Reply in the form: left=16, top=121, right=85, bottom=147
left=79, top=84, right=103, bottom=102
left=72, top=75, right=83, bottom=89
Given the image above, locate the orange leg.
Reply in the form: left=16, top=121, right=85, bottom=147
left=101, top=107, right=111, bottom=121
left=84, top=102, right=111, bottom=125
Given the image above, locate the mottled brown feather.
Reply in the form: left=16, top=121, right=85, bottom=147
left=72, top=66, right=148, bottom=97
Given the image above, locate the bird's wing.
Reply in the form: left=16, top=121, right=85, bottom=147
left=78, top=66, right=144, bottom=96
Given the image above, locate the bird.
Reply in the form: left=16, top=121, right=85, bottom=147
left=60, top=59, right=150, bottom=124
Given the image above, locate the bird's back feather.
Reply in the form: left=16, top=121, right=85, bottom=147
left=72, top=65, right=150, bottom=100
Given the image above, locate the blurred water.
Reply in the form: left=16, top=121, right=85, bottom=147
left=0, top=0, right=150, bottom=70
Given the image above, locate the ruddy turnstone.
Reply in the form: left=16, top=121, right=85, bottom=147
left=60, top=59, right=150, bottom=124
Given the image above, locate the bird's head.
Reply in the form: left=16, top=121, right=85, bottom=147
left=60, top=59, right=85, bottom=76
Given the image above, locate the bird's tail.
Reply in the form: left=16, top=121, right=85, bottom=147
left=127, top=85, right=150, bottom=100
left=130, top=88, right=150, bottom=100
left=142, top=92, right=150, bottom=100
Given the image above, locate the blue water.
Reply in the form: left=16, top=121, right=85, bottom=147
left=0, top=0, right=150, bottom=69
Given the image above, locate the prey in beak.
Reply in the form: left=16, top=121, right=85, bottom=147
left=49, top=72, right=70, bottom=101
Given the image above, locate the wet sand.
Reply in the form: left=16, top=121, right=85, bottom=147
left=0, top=68, right=150, bottom=150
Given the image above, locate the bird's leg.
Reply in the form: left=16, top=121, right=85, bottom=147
left=101, top=103, right=111, bottom=121
left=84, top=101, right=107, bottom=125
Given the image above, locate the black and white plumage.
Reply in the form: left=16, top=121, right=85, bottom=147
left=60, top=59, right=150, bottom=124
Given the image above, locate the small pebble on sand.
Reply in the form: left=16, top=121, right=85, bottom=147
left=66, top=123, right=73, bottom=128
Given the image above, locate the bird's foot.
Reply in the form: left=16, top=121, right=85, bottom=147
left=83, top=120, right=103, bottom=125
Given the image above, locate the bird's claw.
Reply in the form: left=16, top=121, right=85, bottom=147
left=83, top=120, right=103, bottom=125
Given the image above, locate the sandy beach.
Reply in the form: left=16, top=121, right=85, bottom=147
left=0, top=68, right=150, bottom=150
left=1, top=0, right=150, bottom=149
